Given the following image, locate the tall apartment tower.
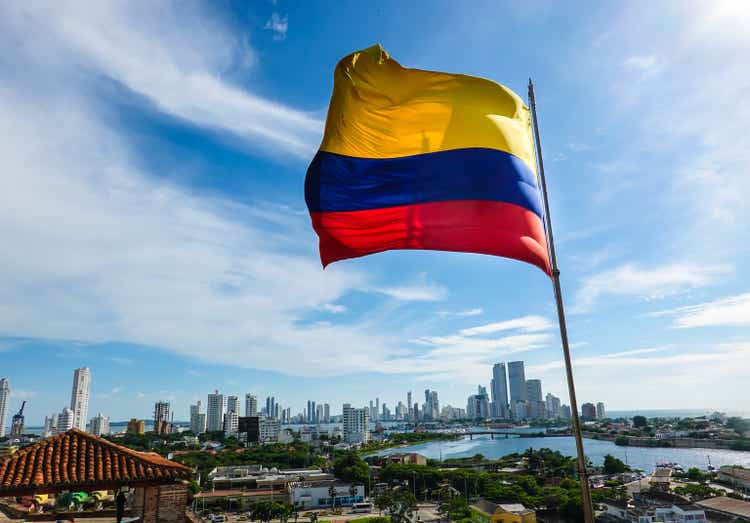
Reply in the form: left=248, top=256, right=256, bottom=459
left=245, top=394, right=258, bottom=417
left=90, top=413, right=110, bottom=436
left=508, top=361, right=526, bottom=419
left=342, top=403, right=370, bottom=444
left=0, top=378, right=9, bottom=438
left=57, top=407, right=75, bottom=433
left=206, top=390, right=225, bottom=432
left=70, top=367, right=91, bottom=431
left=323, top=403, right=330, bottom=423
left=154, top=401, right=171, bottom=433
left=190, top=402, right=206, bottom=434
left=491, top=363, right=509, bottom=419
left=596, top=402, right=606, bottom=419
left=227, top=396, right=240, bottom=416
left=407, top=391, right=412, bottom=420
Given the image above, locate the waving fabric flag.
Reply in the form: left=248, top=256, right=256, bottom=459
left=305, top=45, right=551, bottom=275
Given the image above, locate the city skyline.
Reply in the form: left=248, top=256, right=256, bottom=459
left=2, top=2, right=750, bottom=424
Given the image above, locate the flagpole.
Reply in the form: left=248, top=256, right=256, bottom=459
left=528, top=79, right=595, bottom=523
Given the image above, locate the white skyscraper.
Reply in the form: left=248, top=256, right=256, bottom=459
left=190, top=402, right=206, bottom=434
left=90, top=413, right=110, bottom=436
left=43, top=414, right=58, bottom=438
left=70, top=367, right=91, bottom=431
left=57, top=407, right=75, bottom=433
left=342, top=403, right=370, bottom=444
left=223, top=411, right=239, bottom=436
left=207, top=390, right=225, bottom=432
left=491, top=363, right=509, bottom=418
left=508, top=361, right=526, bottom=420
left=227, top=395, right=240, bottom=415
left=245, top=394, right=258, bottom=417
left=0, top=378, right=9, bottom=438
left=596, top=402, right=606, bottom=419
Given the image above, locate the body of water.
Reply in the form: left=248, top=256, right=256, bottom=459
left=373, top=434, right=750, bottom=472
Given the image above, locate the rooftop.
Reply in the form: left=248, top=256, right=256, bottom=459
left=0, top=429, right=192, bottom=496
left=696, top=496, right=750, bottom=518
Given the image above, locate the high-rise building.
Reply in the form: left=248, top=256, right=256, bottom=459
left=423, top=389, right=439, bottom=420
left=245, top=394, right=258, bottom=417
left=407, top=391, right=413, bottom=420
left=190, top=402, right=206, bottom=434
left=596, top=402, right=606, bottom=419
left=90, top=413, right=110, bottom=436
left=70, top=367, right=91, bottom=431
left=491, top=363, right=509, bottom=419
left=260, top=417, right=280, bottom=442
left=316, top=404, right=324, bottom=424
left=154, top=401, right=171, bottom=434
left=323, top=403, right=330, bottom=423
left=581, top=402, right=597, bottom=420
left=467, top=386, right=491, bottom=419
left=266, top=396, right=276, bottom=419
left=342, top=403, right=370, bottom=444
left=0, top=378, right=9, bottom=438
left=227, top=396, right=240, bottom=416
left=375, top=398, right=380, bottom=422
left=561, top=404, right=572, bottom=419
left=43, top=414, right=58, bottom=438
left=58, top=407, right=75, bottom=433
left=525, top=379, right=542, bottom=402
left=307, top=400, right=316, bottom=423
left=508, top=361, right=526, bottom=420
left=545, top=393, right=561, bottom=419
left=223, top=411, right=239, bottom=436
left=524, top=379, right=544, bottom=420
left=207, top=391, right=225, bottom=432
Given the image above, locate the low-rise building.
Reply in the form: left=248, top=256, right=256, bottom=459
left=717, top=466, right=750, bottom=492
left=289, top=480, right=364, bottom=509
left=649, top=468, right=673, bottom=492
left=208, top=466, right=333, bottom=491
left=470, top=499, right=536, bottom=523
left=381, top=452, right=428, bottom=466
left=696, top=496, right=750, bottom=521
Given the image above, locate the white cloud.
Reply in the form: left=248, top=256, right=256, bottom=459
left=264, top=13, right=289, bottom=41
left=320, top=303, right=348, bottom=314
left=436, top=308, right=483, bottom=318
left=459, top=315, right=553, bottom=336
left=529, top=346, right=670, bottom=373
left=573, top=263, right=728, bottom=313
left=374, top=283, right=447, bottom=302
left=623, top=54, right=662, bottom=76
left=650, top=293, right=750, bottom=328
left=1, top=2, right=322, bottom=158
left=9, top=390, right=37, bottom=400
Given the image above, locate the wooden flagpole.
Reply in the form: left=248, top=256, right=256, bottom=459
left=528, top=79, right=595, bottom=523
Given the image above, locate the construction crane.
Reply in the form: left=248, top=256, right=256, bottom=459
left=10, top=401, right=26, bottom=436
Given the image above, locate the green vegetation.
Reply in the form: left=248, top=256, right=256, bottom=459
left=360, top=431, right=458, bottom=453
left=614, top=435, right=630, bottom=446
left=632, top=416, right=648, bottom=428
left=673, top=483, right=725, bottom=501
left=333, top=452, right=370, bottom=488
left=602, top=455, right=629, bottom=474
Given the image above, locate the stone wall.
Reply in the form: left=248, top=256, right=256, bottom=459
left=133, top=484, right=188, bottom=523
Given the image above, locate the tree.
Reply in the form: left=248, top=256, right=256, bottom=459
left=328, top=484, right=337, bottom=510
left=374, top=492, right=392, bottom=515
left=388, top=490, right=418, bottom=523
left=686, top=467, right=707, bottom=482
left=333, top=452, right=370, bottom=486
left=602, top=455, right=629, bottom=475
left=438, top=496, right=470, bottom=522
left=633, top=416, right=648, bottom=428
left=614, top=435, right=630, bottom=446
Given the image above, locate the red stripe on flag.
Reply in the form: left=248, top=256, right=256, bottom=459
left=310, top=200, right=551, bottom=276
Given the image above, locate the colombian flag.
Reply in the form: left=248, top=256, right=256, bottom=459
left=305, top=45, right=551, bottom=276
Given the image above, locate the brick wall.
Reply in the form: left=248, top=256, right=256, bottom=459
left=133, top=485, right=188, bottom=523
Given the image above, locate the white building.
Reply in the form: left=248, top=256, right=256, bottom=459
left=43, top=414, right=58, bottom=438
left=190, top=402, right=206, bottom=434
left=260, top=417, right=280, bottom=442
left=596, top=402, right=606, bottom=419
left=342, top=403, right=370, bottom=444
left=207, top=390, right=225, bottom=432
left=290, top=482, right=365, bottom=509
left=545, top=393, right=561, bottom=418
left=227, top=395, right=240, bottom=416
left=223, top=411, right=239, bottom=436
left=491, top=362, right=509, bottom=419
left=245, top=394, right=257, bottom=417
left=57, top=407, right=75, bottom=433
left=90, top=413, right=110, bottom=436
left=653, top=504, right=707, bottom=522
left=70, top=367, right=91, bottom=431
left=0, top=378, right=9, bottom=438
left=508, top=361, right=526, bottom=420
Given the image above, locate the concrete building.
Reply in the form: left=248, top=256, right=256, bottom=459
left=467, top=386, right=491, bottom=419
left=581, top=402, right=597, bottom=420
left=70, top=367, right=91, bottom=431
left=190, top=402, right=206, bottom=434
left=717, top=466, right=750, bottom=493
left=90, top=413, right=110, bottom=436
left=697, top=496, right=750, bottom=521
left=491, top=363, right=509, bottom=419
left=127, top=418, right=146, bottom=435
left=43, top=414, right=58, bottom=438
left=323, top=403, right=330, bottom=423
left=508, top=361, right=526, bottom=420
left=58, top=407, right=75, bottom=433
left=245, top=394, right=257, bottom=417
left=525, top=380, right=542, bottom=403
left=207, top=390, right=225, bottom=432
left=290, top=481, right=364, bottom=509
left=260, top=417, right=280, bottom=442
left=596, top=402, right=606, bottom=419
left=227, top=395, right=240, bottom=416
left=561, top=404, right=572, bottom=419
left=407, top=391, right=413, bottom=420
left=342, top=403, right=370, bottom=444
left=154, top=401, right=171, bottom=434
left=0, top=378, right=9, bottom=438
left=223, top=411, right=239, bottom=436
left=545, top=393, right=561, bottom=418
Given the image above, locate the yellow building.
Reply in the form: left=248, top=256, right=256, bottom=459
left=470, top=499, right=536, bottom=523
left=127, top=418, right=146, bottom=435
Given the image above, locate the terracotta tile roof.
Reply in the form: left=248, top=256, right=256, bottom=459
left=0, top=429, right=192, bottom=495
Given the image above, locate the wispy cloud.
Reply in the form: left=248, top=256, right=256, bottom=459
left=436, top=308, right=483, bottom=318
left=264, top=13, right=288, bottom=41
left=374, top=283, right=447, bottom=302
left=319, top=303, right=348, bottom=314
left=649, top=293, right=750, bottom=328
left=9, top=389, right=37, bottom=400
left=459, top=315, right=552, bottom=336
left=572, top=263, right=728, bottom=313
left=2, top=2, right=321, bottom=158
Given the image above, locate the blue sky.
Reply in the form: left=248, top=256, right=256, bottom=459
left=2, top=1, right=750, bottom=425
